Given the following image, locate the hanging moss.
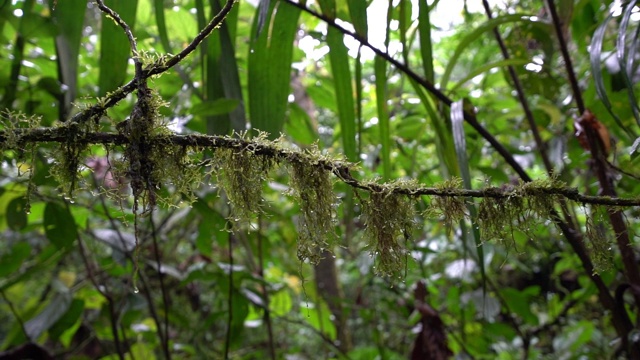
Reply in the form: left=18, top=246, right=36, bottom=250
left=362, top=183, right=416, bottom=277
left=478, top=194, right=524, bottom=243
left=151, top=143, right=204, bottom=208
left=424, top=178, right=467, bottom=232
left=518, top=178, right=564, bottom=219
left=288, top=161, right=336, bottom=264
left=585, top=206, right=613, bottom=273
left=216, top=145, right=272, bottom=225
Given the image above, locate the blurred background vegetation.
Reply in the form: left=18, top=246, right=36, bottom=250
left=1, top=0, right=640, bottom=358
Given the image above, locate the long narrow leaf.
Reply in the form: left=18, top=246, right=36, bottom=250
left=616, top=0, right=640, bottom=126
left=418, top=0, right=434, bottom=82
left=375, top=56, right=391, bottom=180
left=590, top=13, right=633, bottom=136
left=407, top=78, right=457, bottom=177
left=2, top=0, right=35, bottom=110
left=327, top=27, right=357, bottom=162
left=248, top=1, right=300, bottom=138
left=154, top=0, right=173, bottom=53
left=52, top=0, right=85, bottom=121
left=98, top=0, right=138, bottom=97
left=347, top=0, right=368, bottom=39
left=213, top=0, right=245, bottom=133
left=451, top=100, right=485, bottom=293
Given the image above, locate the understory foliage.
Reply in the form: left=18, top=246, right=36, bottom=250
left=1, top=0, right=640, bottom=359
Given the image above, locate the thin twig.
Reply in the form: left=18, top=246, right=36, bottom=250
left=76, top=227, right=125, bottom=360
left=0, top=291, right=29, bottom=341
left=224, top=233, right=234, bottom=360
left=258, top=215, right=277, bottom=360
left=149, top=212, right=172, bottom=360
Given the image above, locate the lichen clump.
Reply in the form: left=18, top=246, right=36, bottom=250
left=362, top=183, right=416, bottom=277
left=288, top=161, right=336, bottom=264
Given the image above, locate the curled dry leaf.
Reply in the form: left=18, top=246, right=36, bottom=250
left=574, top=109, right=611, bottom=156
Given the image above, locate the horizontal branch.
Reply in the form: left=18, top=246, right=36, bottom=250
left=2, top=128, right=639, bottom=207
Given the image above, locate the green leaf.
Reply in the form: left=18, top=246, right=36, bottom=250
left=48, top=298, right=84, bottom=345
left=327, top=27, right=357, bottom=162
left=52, top=0, right=85, bottom=120
left=347, top=0, right=368, bottom=39
left=269, top=290, right=292, bottom=317
left=98, top=0, right=139, bottom=97
left=154, top=0, right=173, bottom=53
left=451, top=100, right=485, bottom=292
left=25, top=291, right=73, bottom=341
left=616, top=1, right=640, bottom=126
left=44, top=202, right=77, bottom=249
left=589, top=13, right=636, bottom=138
left=418, top=0, right=434, bottom=82
left=192, top=98, right=240, bottom=117
left=374, top=56, right=391, bottom=180
left=6, top=196, right=27, bottom=230
left=0, top=242, right=31, bottom=277
left=248, top=0, right=300, bottom=138
left=302, top=299, right=336, bottom=340
left=317, top=0, right=336, bottom=19
left=285, top=102, right=317, bottom=145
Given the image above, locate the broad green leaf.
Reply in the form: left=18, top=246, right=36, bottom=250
left=44, top=202, right=77, bottom=249
left=327, top=27, right=357, bottom=162
left=98, top=0, right=138, bottom=97
left=0, top=242, right=31, bottom=277
left=126, top=343, right=156, bottom=360
left=248, top=1, right=300, bottom=138
left=0, top=245, right=67, bottom=292
left=374, top=56, right=391, bottom=180
left=25, top=291, right=73, bottom=341
left=48, top=298, right=84, bottom=345
left=269, top=289, right=292, bottom=317
left=302, top=300, right=336, bottom=340
left=6, top=196, right=27, bottom=230
left=285, top=102, right=317, bottom=145
left=451, top=100, right=485, bottom=292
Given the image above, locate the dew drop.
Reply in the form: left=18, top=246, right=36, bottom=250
left=133, top=287, right=140, bottom=294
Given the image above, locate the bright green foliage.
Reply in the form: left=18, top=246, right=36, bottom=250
left=1, top=0, right=640, bottom=359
